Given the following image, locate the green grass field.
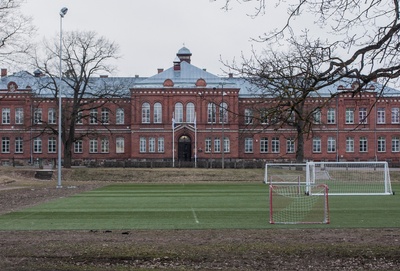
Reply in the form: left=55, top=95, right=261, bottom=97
left=0, top=183, right=399, bottom=230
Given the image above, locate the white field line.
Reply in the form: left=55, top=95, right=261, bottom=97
left=191, top=207, right=200, bottom=224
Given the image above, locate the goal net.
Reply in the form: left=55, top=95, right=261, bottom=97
left=307, top=161, right=393, bottom=196
left=264, top=163, right=307, bottom=185
left=269, top=184, right=329, bottom=224
left=265, top=161, right=393, bottom=196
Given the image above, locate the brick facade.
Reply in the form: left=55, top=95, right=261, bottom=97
left=1, top=47, right=400, bottom=167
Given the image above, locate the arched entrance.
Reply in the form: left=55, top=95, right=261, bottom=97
left=178, top=135, right=192, bottom=161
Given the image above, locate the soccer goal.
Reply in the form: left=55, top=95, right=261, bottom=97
left=264, top=163, right=307, bottom=185
left=265, top=161, right=393, bottom=196
left=269, top=184, right=330, bottom=224
left=306, top=161, right=393, bottom=196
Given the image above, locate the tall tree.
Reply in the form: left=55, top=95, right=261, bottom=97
left=217, top=0, right=400, bottom=88
left=33, top=30, right=130, bottom=168
left=239, top=36, right=338, bottom=162
left=0, top=0, right=34, bottom=67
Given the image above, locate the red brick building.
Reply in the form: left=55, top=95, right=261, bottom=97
left=1, top=47, right=400, bottom=167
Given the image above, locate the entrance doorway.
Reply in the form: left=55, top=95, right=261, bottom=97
left=178, top=135, right=192, bottom=161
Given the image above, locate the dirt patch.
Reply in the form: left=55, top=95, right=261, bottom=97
left=0, top=168, right=399, bottom=270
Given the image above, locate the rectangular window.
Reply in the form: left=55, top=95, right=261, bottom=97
left=76, top=111, right=83, bottom=124
left=48, top=137, right=57, bottom=153
left=15, top=137, right=23, bottom=153
left=359, top=137, right=368, bottom=152
left=205, top=138, right=211, bottom=153
left=272, top=137, right=280, bottom=153
left=313, top=137, right=321, bottom=153
left=244, top=109, right=253, bottom=124
left=391, top=108, right=400, bottom=124
left=101, top=138, right=109, bottom=153
left=158, top=137, right=164, bottom=153
left=116, top=108, right=124, bottom=124
left=140, top=137, right=146, bottom=153
left=2, top=108, right=10, bottom=124
left=149, top=137, right=155, bottom=152
left=223, top=137, right=230, bottom=153
left=48, top=108, right=56, bottom=124
left=34, top=108, right=42, bottom=124
left=90, top=109, right=97, bottom=124
left=377, top=136, right=386, bottom=152
left=392, top=137, right=400, bottom=152
left=327, top=108, right=335, bottom=124
left=33, top=138, right=42, bottom=153
left=286, top=138, right=295, bottom=153
left=2, top=137, right=10, bottom=153
left=260, top=137, right=268, bottom=153
left=313, top=109, right=321, bottom=124
left=244, top=138, right=253, bottom=153
left=101, top=108, right=109, bottom=124
left=89, top=139, right=98, bottom=153
left=15, top=108, right=23, bottom=124
left=116, top=137, right=124, bottom=153
left=377, top=108, right=385, bottom=124
left=346, top=137, right=354, bottom=152
left=327, top=136, right=336, bottom=153
left=359, top=107, right=367, bottom=124
left=345, top=108, right=354, bottom=124
left=214, top=138, right=221, bottom=153
left=74, top=140, right=83, bottom=153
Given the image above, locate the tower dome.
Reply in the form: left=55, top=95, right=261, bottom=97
left=176, top=46, right=192, bottom=64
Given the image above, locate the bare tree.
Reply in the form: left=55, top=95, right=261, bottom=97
left=217, top=0, right=400, bottom=88
left=33, top=30, right=131, bottom=168
left=237, top=36, right=340, bottom=162
left=0, top=0, right=35, bottom=67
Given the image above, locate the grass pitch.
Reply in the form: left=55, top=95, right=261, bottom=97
left=0, top=183, right=399, bottom=230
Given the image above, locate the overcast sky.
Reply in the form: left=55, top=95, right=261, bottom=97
left=21, top=0, right=281, bottom=78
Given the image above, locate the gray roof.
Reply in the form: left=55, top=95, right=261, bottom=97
left=133, top=61, right=237, bottom=89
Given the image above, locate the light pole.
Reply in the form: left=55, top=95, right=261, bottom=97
left=221, top=90, right=226, bottom=169
left=57, top=7, right=68, bottom=189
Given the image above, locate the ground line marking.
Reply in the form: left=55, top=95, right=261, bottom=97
left=191, top=208, right=199, bottom=224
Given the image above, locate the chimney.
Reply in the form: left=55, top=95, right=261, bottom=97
left=1, top=69, right=7, bottom=77
left=157, top=68, right=164, bottom=74
left=228, top=73, right=233, bottom=78
left=173, top=57, right=181, bottom=71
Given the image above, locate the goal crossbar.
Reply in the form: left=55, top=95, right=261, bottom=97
left=265, top=161, right=393, bottom=196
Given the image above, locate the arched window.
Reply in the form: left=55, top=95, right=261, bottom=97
left=186, top=102, right=195, bottom=123
left=142, top=102, right=150, bottom=123
left=175, top=103, right=183, bottom=123
left=219, top=102, right=228, bottom=123
left=207, top=103, right=216, bottom=123
left=154, top=103, right=162, bottom=123
left=116, top=108, right=124, bottom=124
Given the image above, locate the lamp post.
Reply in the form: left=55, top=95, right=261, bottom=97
left=57, top=7, right=68, bottom=189
left=221, top=90, right=226, bottom=169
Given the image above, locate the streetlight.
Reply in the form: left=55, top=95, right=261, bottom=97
left=221, top=90, right=227, bottom=169
left=57, top=7, right=68, bottom=189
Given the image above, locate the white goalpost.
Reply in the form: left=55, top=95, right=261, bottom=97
left=306, top=161, right=393, bottom=196
left=265, top=161, right=393, bottom=196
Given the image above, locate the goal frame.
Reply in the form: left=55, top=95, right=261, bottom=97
left=269, top=183, right=330, bottom=224
left=306, top=161, right=393, bottom=196
left=265, top=161, right=393, bottom=196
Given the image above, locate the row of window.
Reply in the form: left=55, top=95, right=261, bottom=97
left=241, top=136, right=400, bottom=154
left=1, top=137, right=125, bottom=154
left=244, top=107, right=400, bottom=125
left=1, top=107, right=125, bottom=125
left=142, top=102, right=228, bottom=124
